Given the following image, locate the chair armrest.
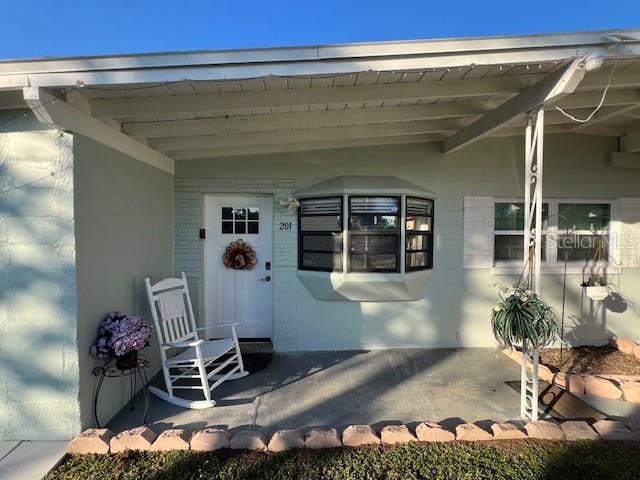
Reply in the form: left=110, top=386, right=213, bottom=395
left=195, top=323, right=239, bottom=330
left=164, top=339, right=203, bottom=348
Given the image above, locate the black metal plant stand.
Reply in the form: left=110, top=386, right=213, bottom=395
left=92, top=355, right=150, bottom=428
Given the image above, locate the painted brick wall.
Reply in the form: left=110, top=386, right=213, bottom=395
left=462, top=196, right=494, bottom=269
left=174, top=177, right=298, bottom=351
left=175, top=135, right=640, bottom=350
left=0, top=129, right=81, bottom=440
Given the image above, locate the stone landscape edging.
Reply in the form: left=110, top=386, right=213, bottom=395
left=609, top=336, right=640, bottom=361
left=501, top=345, right=640, bottom=404
left=67, top=418, right=640, bottom=455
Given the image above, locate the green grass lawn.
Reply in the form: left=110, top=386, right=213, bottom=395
left=47, top=441, right=640, bottom=480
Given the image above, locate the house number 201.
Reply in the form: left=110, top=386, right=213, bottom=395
left=279, top=221, right=292, bottom=231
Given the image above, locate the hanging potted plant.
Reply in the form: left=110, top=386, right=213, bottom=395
left=90, top=312, right=153, bottom=370
left=581, top=274, right=610, bottom=301
left=491, top=286, right=559, bottom=351
left=575, top=234, right=610, bottom=302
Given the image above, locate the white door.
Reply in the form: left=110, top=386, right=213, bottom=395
left=204, top=195, right=273, bottom=339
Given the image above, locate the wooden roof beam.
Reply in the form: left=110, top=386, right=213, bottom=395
left=152, top=119, right=464, bottom=152
left=443, top=59, right=586, bottom=153
left=170, top=134, right=445, bottom=160
left=123, top=102, right=493, bottom=138
left=124, top=99, right=635, bottom=139
left=23, top=87, right=174, bottom=174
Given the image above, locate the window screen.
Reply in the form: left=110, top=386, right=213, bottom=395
left=298, top=197, right=343, bottom=271
left=557, top=203, right=610, bottom=261
left=348, top=196, right=400, bottom=272
left=406, top=197, right=434, bottom=271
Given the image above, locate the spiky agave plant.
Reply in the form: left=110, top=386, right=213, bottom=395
left=491, top=287, right=559, bottom=350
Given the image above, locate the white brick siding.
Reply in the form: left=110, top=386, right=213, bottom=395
left=174, top=177, right=298, bottom=351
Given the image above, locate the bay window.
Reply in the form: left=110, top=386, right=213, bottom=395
left=298, top=194, right=434, bottom=274
left=295, top=176, right=436, bottom=301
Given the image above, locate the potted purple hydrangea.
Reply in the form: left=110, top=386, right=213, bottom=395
left=90, top=312, right=153, bottom=370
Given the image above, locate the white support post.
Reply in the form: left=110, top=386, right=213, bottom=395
left=521, top=340, right=540, bottom=421
left=521, top=107, right=545, bottom=421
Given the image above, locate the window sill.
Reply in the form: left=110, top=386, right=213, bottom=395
left=296, top=269, right=433, bottom=301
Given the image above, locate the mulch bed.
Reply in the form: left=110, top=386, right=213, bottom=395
left=540, top=346, right=640, bottom=376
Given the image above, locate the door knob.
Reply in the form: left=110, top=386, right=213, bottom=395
left=260, top=275, right=271, bottom=282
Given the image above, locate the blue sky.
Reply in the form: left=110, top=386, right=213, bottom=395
left=2, top=0, right=639, bottom=59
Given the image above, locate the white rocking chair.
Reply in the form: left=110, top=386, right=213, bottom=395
left=145, top=272, right=249, bottom=409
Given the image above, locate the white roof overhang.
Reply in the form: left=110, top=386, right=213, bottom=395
left=1, top=30, right=640, bottom=88
left=2, top=29, right=640, bottom=172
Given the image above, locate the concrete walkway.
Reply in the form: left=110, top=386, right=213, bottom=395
left=110, top=348, right=525, bottom=434
left=0, top=441, right=67, bottom=480
left=578, top=392, right=640, bottom=429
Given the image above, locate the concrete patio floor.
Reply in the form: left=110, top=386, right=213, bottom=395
left=110, top=348, right=528, bottom=434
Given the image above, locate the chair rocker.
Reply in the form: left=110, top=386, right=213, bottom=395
left=145, top=272, right=249, bottom=409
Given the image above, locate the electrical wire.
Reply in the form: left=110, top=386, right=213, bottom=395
left=0, top=81, right=192, bottom=130
left=0, top=165, right=72, bottom=196
left=0, top=86, right=78, bottom=128
left=78, top=62, right=532, bottom=91
left=0, top=88, right=78, bottom=197
left=554, top=61, right=618, bottom=123
left=81, top=80, right=190, bottom=92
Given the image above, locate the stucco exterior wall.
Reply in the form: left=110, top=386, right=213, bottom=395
left=74, top=135, right=174, bottom=430
left=0, top=113, right=81, bottom=440
left=175, top=134, right=640, bottom=352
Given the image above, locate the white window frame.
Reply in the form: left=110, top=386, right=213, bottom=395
left=493, top=198, right=550, bottom=268
left=491, top=197, right=618, bottom=275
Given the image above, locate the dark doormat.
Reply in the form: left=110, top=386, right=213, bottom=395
left=212, top=342, right=273, bottom=375
left=239, top=341, right=273, bottom=374
left=241, top=351, right=274, bottom=374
